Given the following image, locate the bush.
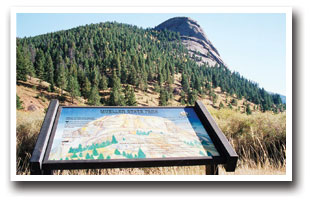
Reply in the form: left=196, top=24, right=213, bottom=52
left=16, top=95, right=23, bottom=110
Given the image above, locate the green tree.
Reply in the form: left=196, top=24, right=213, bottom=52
left=246, top=104, right=252, bottom=115
left=85, top=153, right=91, bottom=159
left=16, top=46, right=34, bottom=81
left=125, top=85, right=137, bottom=106
left=45, top=53, right=54, bottom=85
left=187, top=89, right=198, bottom=106
left=181, top=73, right=190, bottom=93
left=67, top=75, right=81, bottom=103
left=88, top=86, right=101, bottom=105
left=99, top=74, right=108, bottom=90
left=98, top=153, right=104, bottom=159
left=180, top=90, right=186, bottom=105
left=57, top=63, right=67, bottom=95
left=109, top=71, right=125, bottom=106
left=114, top=149, right=121, bottom=155
left=138, top=148, right=146, bottom=158
left=82, top=76, right=91, bottom=99
left=92, top=148, right=99, bottom=156
left=16, top=94, right=23, bottom=110
left=34, top=49, right=45, bottom=79
left=111, top=135, right=118, bottom=144
left=91, top=66, right=100, bottom=87
left=159, top=88, right=168, bottom=106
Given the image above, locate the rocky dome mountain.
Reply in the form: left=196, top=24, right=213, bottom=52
left=155, top=17, right=226, bottom=67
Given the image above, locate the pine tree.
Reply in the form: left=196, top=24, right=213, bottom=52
left=125, top=85, right=137, bottom=106
left=180, top=90, right=186, bottom=105
left=99, top=74, right=108, bottom=90
left=34, top=49, right=45, bottom=79
left=109, top=71, right=125, bottom=106
left=159, top=88, right=168, bottom=106
left=67, top=75, right=81, bottom=103
left=91, top=66, right=100, bottom=87
left=181, top=73, right=190, bottom=93
left=57, top=63, right=67, bottom=95
left=45, top=53, right=54, bottom=86
left=82, top=76, right=91, bottom=99
left=16, top=94, right=23, bottom=110
left=16, top=47, right=28, bottom=81
left=88, top=86, right=101, bottom=105
left=187, top=89, right=198, bottom=106
left=92, top=148, right=99, bottom=156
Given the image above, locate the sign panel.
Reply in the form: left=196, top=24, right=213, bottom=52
left=47, top=107, right=219, bottom=161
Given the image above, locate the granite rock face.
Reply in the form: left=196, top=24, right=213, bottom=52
left=155, top=17, right=226, bottom=67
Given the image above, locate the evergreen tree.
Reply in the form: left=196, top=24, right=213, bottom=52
left=91, top=66, right=100, bottom=87
left=57, top=63, right=67, bottom=95
left=82, top=76, right=92, bottom=99
left=88, top=86, right=101, bottom=105
left=45, top=54, right=54, bottom=85
left=181, top=73, right=190, bottom=93
left=92, top=148, right=99, bottom=156
left=125, top=85, right=137, bottom=106
left=99, top=74, right=108, bottom=90
left=187, top=89, right=198, bottom=105
left=34, top=49, right=45, bottom=79
left=159, top=88, right=168, bottom=106
left=16, top=47, right=28, bottom=81
left=111, top=135, right=118, bottom=144
left=179, top=90, right=186, bottom=105
left=67, top=75, right=81, bottom=103
left=16, top=94, right=23, bottom=110
left=109, top=71, right=125, bottom=106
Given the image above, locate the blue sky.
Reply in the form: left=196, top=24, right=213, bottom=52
left=16, top=13, right=286, bottom=95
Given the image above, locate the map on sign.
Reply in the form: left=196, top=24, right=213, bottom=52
left=48, top=107, right=219, bottom=161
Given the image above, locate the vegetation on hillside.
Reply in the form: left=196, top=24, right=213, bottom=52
left=17, top=21, right=285, bottom=112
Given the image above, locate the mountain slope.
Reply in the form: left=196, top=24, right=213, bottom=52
left=155, top=17, right=226, bottom=67
left=16, top=18, right=285, bottom=112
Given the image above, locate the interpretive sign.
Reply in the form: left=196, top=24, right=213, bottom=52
left=30, top=100, right=238, bottom=175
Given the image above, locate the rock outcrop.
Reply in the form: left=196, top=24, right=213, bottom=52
left=154, top=17, right=226, bottom=67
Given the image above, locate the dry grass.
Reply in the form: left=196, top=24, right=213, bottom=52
left=208, top=107, right=286, bottom=174
left=16, top=110, right=44, bottom=175
left=53, top=166, right=206, bottom=175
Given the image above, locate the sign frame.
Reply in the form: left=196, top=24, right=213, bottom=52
left=30, top=100, right=238, bottom=175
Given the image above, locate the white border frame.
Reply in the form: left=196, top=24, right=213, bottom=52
left=10, top=6, right=292, bottom=181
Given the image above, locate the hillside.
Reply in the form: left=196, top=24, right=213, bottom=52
left=16, top=18, right=285, bottom=113
left=17, top=73, right=259, bottom=114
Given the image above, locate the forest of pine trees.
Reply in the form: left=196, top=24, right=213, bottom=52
left=16, top=21, right=284, bottom=112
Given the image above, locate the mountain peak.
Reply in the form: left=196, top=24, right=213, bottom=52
left=154, top=17, right=226, bottom=67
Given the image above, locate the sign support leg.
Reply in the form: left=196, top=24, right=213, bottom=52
left=206, top=165, right=218, bottom=175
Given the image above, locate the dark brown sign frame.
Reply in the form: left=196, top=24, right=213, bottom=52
left=30, top=100, right=238, bottom=175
